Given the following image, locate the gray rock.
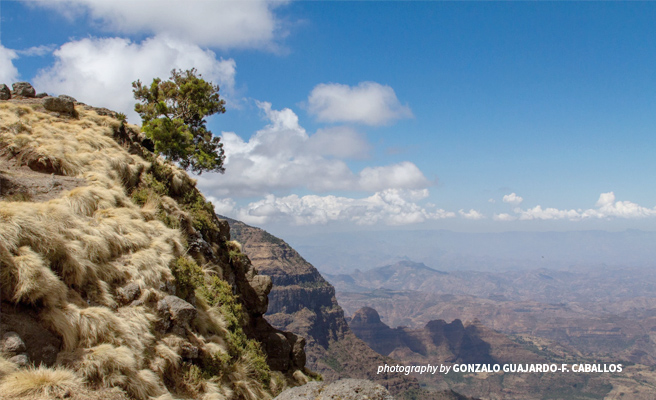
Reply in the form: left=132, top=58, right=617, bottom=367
left=248, top=274, right=272, bottom=315
left=117, top=282, right=141, bottom=304
left=9, top=353, right=30, bottom=368
left=35, top=92, right=49, bottom=98
left=156, top=299, right=173, bottom=333
left=265, top=332, right=291, bottom=371
left=58, top=94, right=77, bottom=103
left=0, top=84, right=10, bottom=100
left=12, top=82, right=36, bottom=98
left=274, top=381, right=323, bottom=399
left=274, top=379, right=394, bottom=400
left=3, top=332, right=26, bottom=354
left=158, top=295, right=197, bottom=328
left=43, top=96, right=75, bottom=115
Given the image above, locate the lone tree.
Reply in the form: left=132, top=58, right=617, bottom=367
left=133, top=68, right=226, bottom=174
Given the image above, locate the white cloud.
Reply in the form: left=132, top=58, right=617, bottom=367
left=583, top=192, right=656, bottom=219
left=494, top=192, right=656, bottom=221
left=212, top=189, right=455, bottom=226
left=493, top=213, right=517, bottom=221
left=359, top=162, right=430, bottom=192
left=33, top=35, right=236, bottom=122
left=459, top=209, right=485, bottom=220
left=488, top=198, right=496, bottom=204
left=0, top=45, right=19, bottom=83
left=305, top=126, right=370, bottom=159
left=17, top=45, right=56, bottom=57
left=516, top=206, right=581, bottom=221
left=307, top=81, right=413, bottom=126
left=26, top=0, right=289, bottom=50
left=198, top=103, right=430, bottom=197
left=502, top=192, right=523, bottom=206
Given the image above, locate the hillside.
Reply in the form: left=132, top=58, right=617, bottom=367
left=0, top=89, right=309, bottom=400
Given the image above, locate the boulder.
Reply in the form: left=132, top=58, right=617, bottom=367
left=274, top=379, right=395, bottom=400
left=158, top=295, right=197, bottom=328
left=43, top=96, right=75, bottom=115
left=35, top=92, right=49, bottom=98
left=0, top=84, right=10, bottom=100
left=11, top=82, right=36, bottom=98
left=3, top=332, right=26, bottom=354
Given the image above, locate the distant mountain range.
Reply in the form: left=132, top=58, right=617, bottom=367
left=328, top=260, right=656, bottom=366
left=325, top=260, right=656, bottom=304
left=285, top=229, right=656, bottom=274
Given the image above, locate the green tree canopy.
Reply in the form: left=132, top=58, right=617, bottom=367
left=133, top=68, right=226, bottom=174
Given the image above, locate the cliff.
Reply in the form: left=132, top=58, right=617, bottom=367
left=226, top=220, right=421, bottom=397
left=0, top=86, right=308, bottom=400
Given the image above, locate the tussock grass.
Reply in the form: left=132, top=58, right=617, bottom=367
left=0, top=102, right=285, bottom=399
left=0, top=365, right=83, bottom=399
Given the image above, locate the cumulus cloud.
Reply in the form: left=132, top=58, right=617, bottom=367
left=33, top=35, right=236, bottom=122
left=26, top=0, right=289, bottom=50
left=459, top=209, right=485, bottom=220
left=0, top=45, right=19, bottom=83
left=495, top=192, right=656, bottom=221
left=502, top=192, right=523, bottom=206
left=307, top=81, right=413, bottom=125
left=359, top=162, right=430, bottom=192
left=493, top=213, right=517, bottom=221
left=211, top=189, right=455, bottom=226
left=198, top=103, right=430, bottom=197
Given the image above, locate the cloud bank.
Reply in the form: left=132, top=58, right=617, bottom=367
left=210, top=189, right=455, bottom=226
left=26, top=0, right=289, bottom=50
left=33, top=36, right=236, bottom=122
left=494, top=192, right=656, bottom=221
left=198, top=103, right=430, bottom=197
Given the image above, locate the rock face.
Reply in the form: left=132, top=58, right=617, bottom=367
left=274, top=379, right=394, bottom=400
left=11, top=82, right=36, bottom=98
left=350, top=307, right=498, bottom=364
left=227, top=219, right=422, bottom=396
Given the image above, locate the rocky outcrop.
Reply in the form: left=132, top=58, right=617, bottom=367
left=274, top=379, right=394, bottom=400
left=11, top=82, right=36, bottom=98
left=227, top=219, right=423, bottom=396
left=350, top=307, right=510, bottom=365
left=0, top=84, right=10, bottom=100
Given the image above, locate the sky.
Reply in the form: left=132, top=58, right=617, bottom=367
left=2, top=0, right=656, bottom=237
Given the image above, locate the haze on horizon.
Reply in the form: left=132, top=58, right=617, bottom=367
left=2, top=1, right=655, bottom=236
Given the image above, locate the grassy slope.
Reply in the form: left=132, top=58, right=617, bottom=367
left=0, top=101, right=304, bottom=400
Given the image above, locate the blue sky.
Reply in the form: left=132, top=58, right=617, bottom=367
left=2, top=1, right=655, bottom=235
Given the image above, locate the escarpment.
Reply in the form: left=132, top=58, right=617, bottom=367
left=0, top=86, right=309, bottom=400
left=226, top=220, right=423, bottom=397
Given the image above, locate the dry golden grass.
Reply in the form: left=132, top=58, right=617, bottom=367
left=0, top=365, right=83, bottom=399
left=0, top=102, right=285, bottom=399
